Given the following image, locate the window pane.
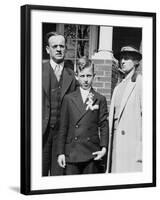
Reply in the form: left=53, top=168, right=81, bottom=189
left=64, top=24, right=76, bottom=39
left=77, top=25, right=90, bottom=39
left=66, top=49, right=76, bottom=59
left=77, top=40, right=89, bottom=58
left=65, top=39, right=76, bottom=59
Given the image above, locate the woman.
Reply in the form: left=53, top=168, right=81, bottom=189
left=108, top=46, right=142, bottom=173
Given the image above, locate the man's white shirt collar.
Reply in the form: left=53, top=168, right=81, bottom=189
left=50, top=59, right=64, bottom=71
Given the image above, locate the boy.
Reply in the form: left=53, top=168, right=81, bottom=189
left=57, top=58, right=109, bottom=175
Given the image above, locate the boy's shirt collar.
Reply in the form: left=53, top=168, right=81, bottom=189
left=80, top=87, right=91, bottom=103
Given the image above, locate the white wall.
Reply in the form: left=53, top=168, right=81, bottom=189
left=0, top=0, right=159, bottom=199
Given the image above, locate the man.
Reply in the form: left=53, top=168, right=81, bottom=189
left=107, top=46, right=142, bottom=173
left=57, top=58, right=109, bottom=175
left=42, top=32, right=77, bottom=176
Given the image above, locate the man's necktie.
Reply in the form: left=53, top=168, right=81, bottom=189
left=54, top=64, right=61, bottom=81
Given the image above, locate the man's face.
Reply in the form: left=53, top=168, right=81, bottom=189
left=46, top=35, right=66, bottom=63
left=77, top=66, right=95, bottom=90
left=120, top=55, right=138, bottom=74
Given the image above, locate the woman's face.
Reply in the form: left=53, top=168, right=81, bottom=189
left=120, top=55, right=138, bottom=74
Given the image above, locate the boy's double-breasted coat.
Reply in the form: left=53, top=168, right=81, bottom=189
left=57, top=88, right=109, bottom=164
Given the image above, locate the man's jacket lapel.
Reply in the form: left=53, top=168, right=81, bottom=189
left=61, top=67, right=74, bottom=100
left=42, top=62, right=50, bottom=99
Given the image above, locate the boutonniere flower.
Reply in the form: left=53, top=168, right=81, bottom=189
left=86, top=93, right=99, bottom=111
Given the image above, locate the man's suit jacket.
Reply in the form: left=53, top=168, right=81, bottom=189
left=42, top=61, right=77, bottom=139
left=57, top=87, right=109, bottom=163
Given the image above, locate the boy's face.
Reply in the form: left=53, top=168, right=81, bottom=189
left=77, top=66, right=95, bottom=90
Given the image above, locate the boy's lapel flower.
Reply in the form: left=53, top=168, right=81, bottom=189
left=86, top=92, right=99, bottom=111
left=91, top=104, right=99, bottom=110
left=86, top=92, right=94, bottom=111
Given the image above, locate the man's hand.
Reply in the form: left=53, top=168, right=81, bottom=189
left=92, top=147, right=106, bottom=160
left=57, top=154, right=66, bottom=168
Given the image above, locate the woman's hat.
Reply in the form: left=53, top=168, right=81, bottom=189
left=114, top=46, right=142, bottom=61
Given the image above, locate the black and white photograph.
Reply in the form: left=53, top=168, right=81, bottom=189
left=20, top=4, right=156, bottom=195
left=42, top=23, right=142, bottom=176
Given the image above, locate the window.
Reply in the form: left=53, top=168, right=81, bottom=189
left=64, top=24, right=90, bottom=64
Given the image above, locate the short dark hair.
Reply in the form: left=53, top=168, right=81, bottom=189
left=45, top=32, right=66, bottom=46
left=76, top=57, right=94, bottom=74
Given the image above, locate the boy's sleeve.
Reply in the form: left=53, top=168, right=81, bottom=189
left=98, top=96, right=109, bottom=148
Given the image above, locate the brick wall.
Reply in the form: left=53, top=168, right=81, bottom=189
left=92, top=59, right=118, bottom=108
